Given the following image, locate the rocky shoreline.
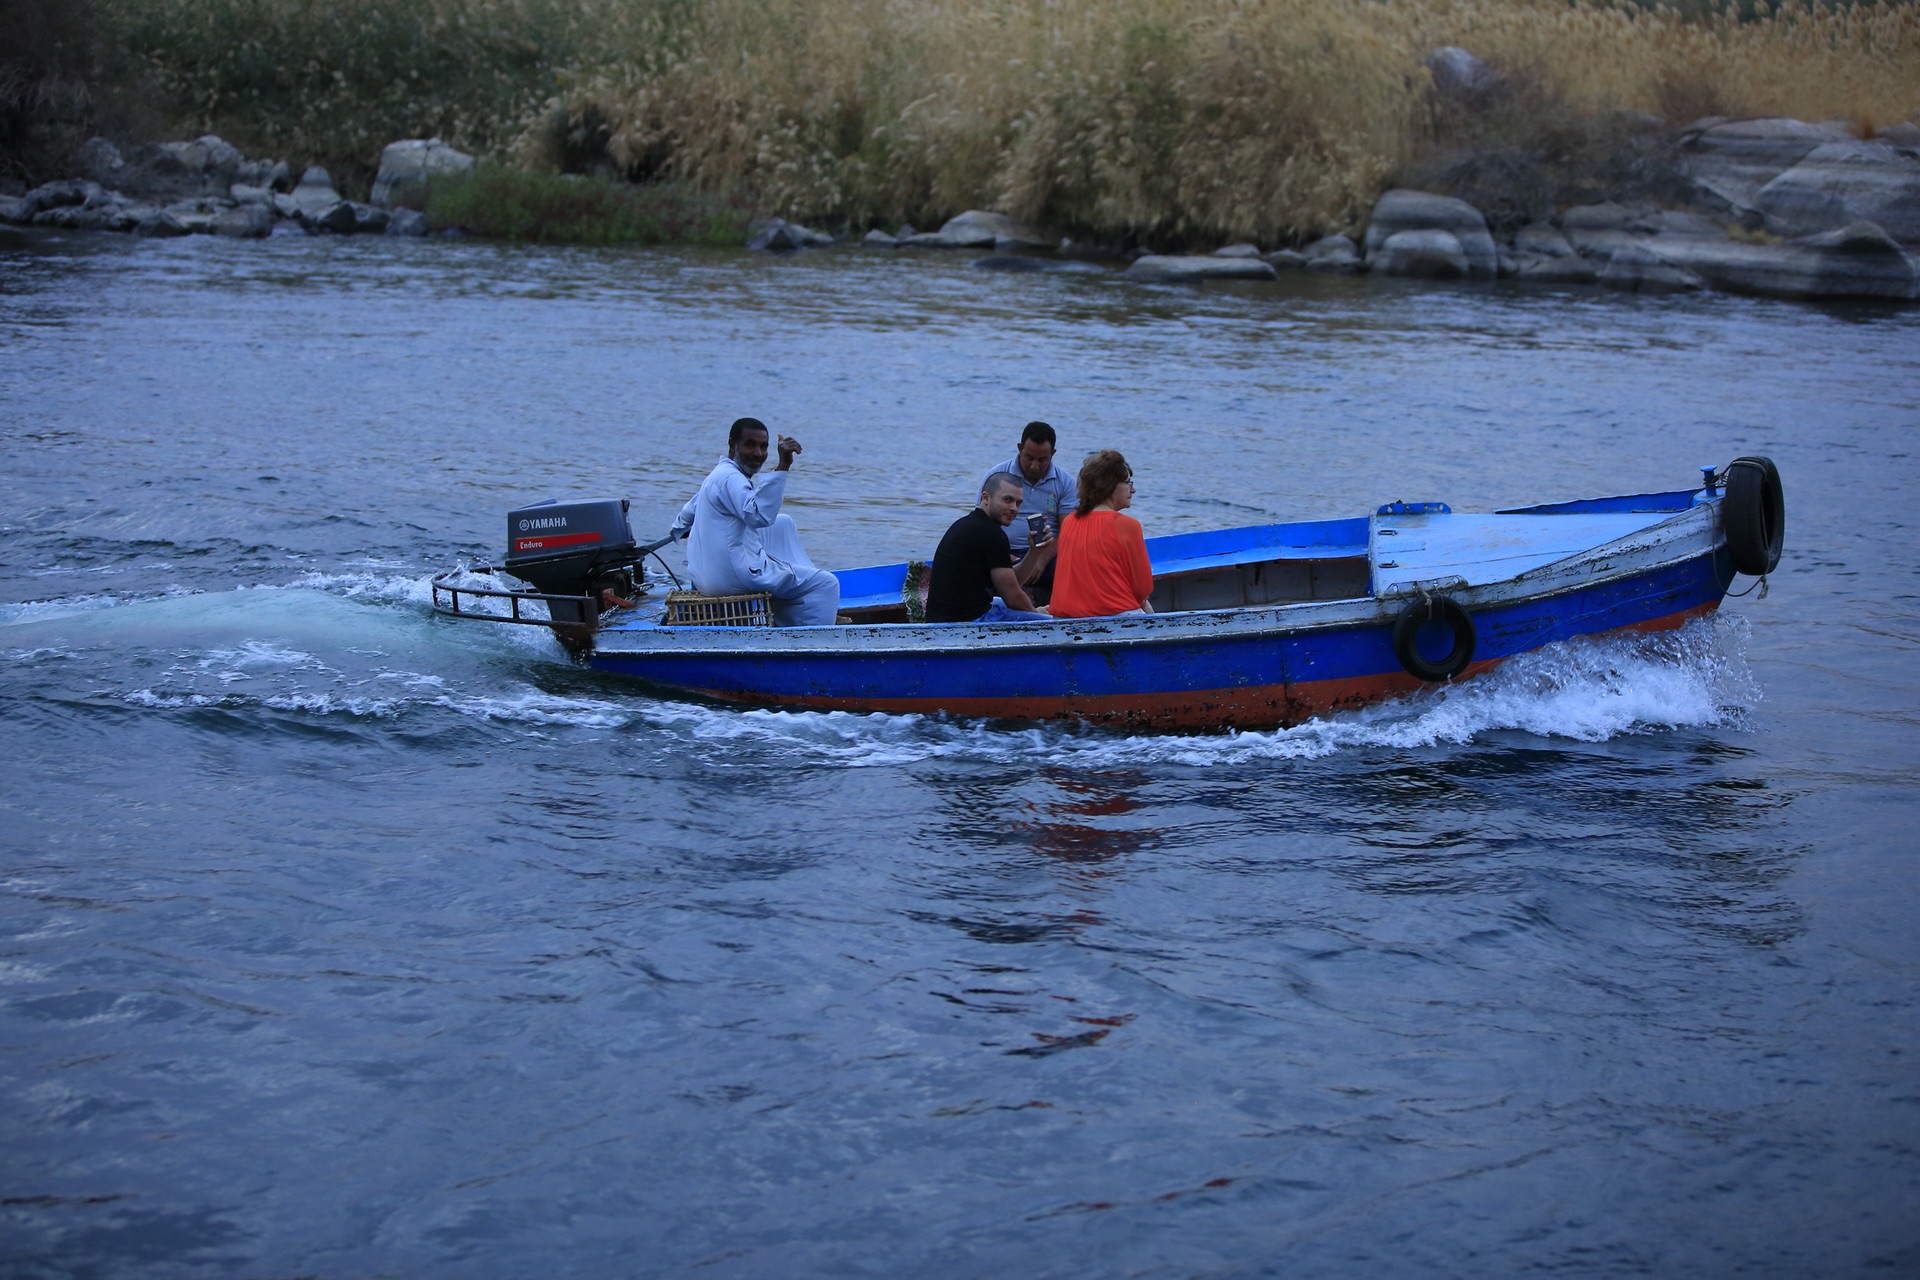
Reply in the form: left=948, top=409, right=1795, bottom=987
left=839, top=116, right=1920, bottom=304
left=6, top=113, right=1917, bottom=305
left=0, top=136, right=473, bottom=240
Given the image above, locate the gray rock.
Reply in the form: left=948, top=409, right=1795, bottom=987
left=1649, top=220, right=1917, bottom=301
left=1302, top=234, right=1364, bottom=272
left=1124, top=254, right=1277, bottom=283
left=1426, top=46, right=1504, bottom=105
left=384, top=208, right=429, bottom=237
left=1754, top=141, right=1920, bottom=243
left=1263, top=249, right=1308, bottom=270
left=1559, top=201, right=1658, bottom=259
left=272, top=192, right=302, bottom=220
left=1878, top=122, right=1920, bottom=155
left=1363, top=189, right=1497, bottom=276
left=747, top=217, right=814, bottom=251
left=0, top=196, right=30, bottom=224
left=1676, top=117, right=1852, bottom=217
left=289, top=167, right=344, bottom=219
left=972, top=255, right=1104, bottom=274
left=862, top=229, right=898, bottom=248
left=912, top=210, right=1051, bottom=250
left=159, top=135, right=243, bottom=179
left=214, top=202, right=275, bottom=238
left=33, top=204, right=120, bottom=231
left=350, top=202, right=390, bottom=234
left=894, top=224, right=917, bottom=240
left=1517, top=253, right=1599, bottom=285
left=134, top=212, right=191, bottom=238
left=1650, top=209, right=1731, bottom=241
left=307, top=200, right=360, bottom=235
left=19, top=178, right=101, bottom=218
left=1212, top=243, right=1262, bottom=258
left=1598, top=244, right=1705, bottom=295
left=229, top=183, right=276, bottom=205
left=269, top=217, right=312, bottom=238
left=1373, top=229, right=1470, bottom=279
left=162, top=197, right=231, bottom=234
left=73, top=136, right=125, bottom=185
left=1514, top=221, right=1577, bottom=258
left=370, top=139, right=475, bottom=208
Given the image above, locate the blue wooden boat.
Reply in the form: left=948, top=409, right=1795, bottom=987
left=433, top=458, right=1783, bottom=731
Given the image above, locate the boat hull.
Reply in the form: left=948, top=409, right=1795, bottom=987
left=589, top=532, right=1734, bottom=731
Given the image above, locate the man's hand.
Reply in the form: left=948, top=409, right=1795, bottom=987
left=776, top=435, right=802, bottom=471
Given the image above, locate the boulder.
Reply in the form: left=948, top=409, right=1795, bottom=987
left=350, top=202, right=390, bottom=234
left=1212, top=243, right=1261, bottom=258
left=862, top=229, right=898, bottom=248
left=1675, top=117, right=1852, bottom=217
left=1648, top=220, right=1917, bottom=301
left=1514, top=221, right=1577, bottom=258
left=1124, top=254, right=1278, bottom=283
left=1302, top=234, right=1364, bottom=272
left=289, top=167, right=344, bottom=218
left=384, top=208, right=429, bottom=237
left=33, top=203, right=121, bottom=231
left=0, top=196, right=30, bottom=224
left=307, top=200, right=360, bottom=235
left=214, top=203, right=275, bottom=239
left=1372, top=229, right=1470, bottom=279
left=1263, top=249, right=1308, bottom=270
left=133, top=212, right=191, bottom=238
left=746, top=217, right=829, bottom=251
left=1753, top=141, right=1920, bottom=243
left=229, top=183, right=276, bottom=205
left=1363, top=189, right=1497, bottom=276
left=17, top=178, right=101, bottom=218
left=1559, top=201, right=1658, bottom=259
left=370, top=139, right=475, bottom=208
left=73, top=136, right=126, bottom=186
left=163, top=198, right=229, bottom=235
left=1426, top=46, right=1504, bottom=106
left=1517, top=254, right=1599, bottom=285
left=906, top=210, right=1051, bottom=250
left=1597, top=244, right=1704, bottom=295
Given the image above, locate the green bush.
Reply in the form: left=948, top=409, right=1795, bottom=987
left=423, top=165, right=751, bottom=245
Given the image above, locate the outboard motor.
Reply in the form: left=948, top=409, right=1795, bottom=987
left=503, top=498, right=643, bottom=626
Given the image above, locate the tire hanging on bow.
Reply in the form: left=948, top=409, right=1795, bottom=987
left=1392, top=595, right=1476, bottom=682
left=1722, top=455, right=1785, bottom=577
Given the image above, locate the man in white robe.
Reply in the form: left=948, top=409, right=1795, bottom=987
left=670, top=417, right=841, bottom=627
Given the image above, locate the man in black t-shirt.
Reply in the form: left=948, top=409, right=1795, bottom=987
left=925, top=473, right=1056, bottom=623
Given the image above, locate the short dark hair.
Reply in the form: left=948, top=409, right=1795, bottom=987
left=728, top=416, right=768, bottom=449
left=1020, top=421, right=1056, bottom=449
left=982, top=472, right=1023, bottom=501
left=1074, top=449, right=1131, bottom=515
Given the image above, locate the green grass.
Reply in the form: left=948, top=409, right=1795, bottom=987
left=423, top=166, right=752, bottom=245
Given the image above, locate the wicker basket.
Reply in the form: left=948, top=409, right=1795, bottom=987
left=662, top=589, right=775, bottom=627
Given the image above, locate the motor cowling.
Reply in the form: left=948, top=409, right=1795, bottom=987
left=504, top=498, right=641, bottom=624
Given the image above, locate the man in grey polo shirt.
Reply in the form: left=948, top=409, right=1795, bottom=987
left=982, top=420, right=1078, bottom=563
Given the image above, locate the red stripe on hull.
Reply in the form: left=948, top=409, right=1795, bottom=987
left=670, top=600, right=1724, bottom=731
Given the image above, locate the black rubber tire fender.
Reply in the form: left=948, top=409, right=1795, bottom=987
left=1392, top=596, right=1477, bottom=682
left=1723, top=455, right=1785, bottom=577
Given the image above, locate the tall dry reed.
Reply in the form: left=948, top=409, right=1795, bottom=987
left=86, top=0, right=1920, bottom=237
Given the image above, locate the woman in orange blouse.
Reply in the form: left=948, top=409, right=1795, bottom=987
left=1049, top=449, right=1154, bottom=618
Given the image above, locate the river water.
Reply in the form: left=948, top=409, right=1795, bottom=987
left=2, top=229, right=1916, bottom=1278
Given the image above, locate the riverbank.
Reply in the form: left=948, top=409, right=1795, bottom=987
left=5, top=106, right=1917, bottom=304
left=9, top=1, right=1917, bottom=239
